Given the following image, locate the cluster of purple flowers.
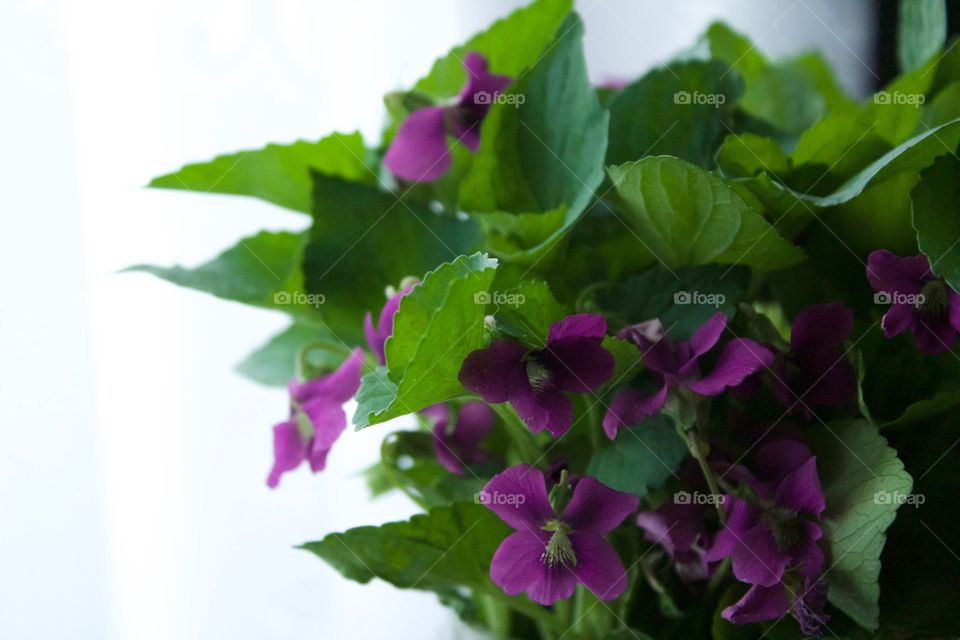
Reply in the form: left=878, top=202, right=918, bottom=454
left=265, top=87, right=955, bottom=631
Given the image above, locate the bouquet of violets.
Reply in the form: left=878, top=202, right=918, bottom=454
left=134, top=0, right=960, bottom=637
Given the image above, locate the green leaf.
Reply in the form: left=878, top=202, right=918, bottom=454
left=716, top=132, right=789, bottom=178
left=594, top=264, right=750, bottom=340
left=413, top=0, right=573, bottom=98
left=303, top=173, right=481, bottom=339
left=460, top=13, right=609, bottom=224
left=301, top=502, right=510, bottom=594
left=381, top=431, right=486, bottom=506
left=490, top=278, right=568, bottom=345
left=880, top=390, right=960, bottom=430
left=898, top=0, right=946, bottom=73
left=233, top=322, right=350, bottom=387
left=808, top=419, right=913, bottom=631
left=353, top=253, right=498, bottom=428
left=586, top=415, right=688, bottom=497
left=704, top=23, right=849, bottom=136
left=607, top=157, right=804, bottom=273
left=912, top=150, right=960, bottom=291
left=125, top=230, right=317, bottom=317
left=148, top=131, right=370, bottom=213
left=606, top=60, right=744, bottom=168
left=474, top=206, right=570, bottom=267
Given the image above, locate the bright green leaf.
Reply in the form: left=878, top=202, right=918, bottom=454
left=809, top=420, right=913, bottom=631
left=149, top=132, right=370, bottom=213
left=413, top=0, right=572, bottom=98
left=460, top=13, right=608, bottom=224
left=125, top=230, right=316, bottom=317
left=607, top=157, right=804, bottom=272
left=354, top=253, right=498, bottom=428
left=301, top=502, right=510, bottom=594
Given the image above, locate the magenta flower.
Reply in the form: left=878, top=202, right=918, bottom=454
left=459, top=314, right=615, bottom=437
left=266, top=348, right=364, bottom=488
left=772, top=302, right=856, bottom=415
left=723, top=578, right=828, bottom=637
left=603, top=312, right=774, bottom=439
left=867, top=249, right=960, bottom=355
left=482, top=465, right=639, bottom=605
left=636, top=501, right=712, bottom=582
left=384, top=52, right=511, bottom=183
left=363, top=283, right=415, bottom=365
left=707, top=440, right=828, bottom=635
left=423, top=401, right=495, bottom=475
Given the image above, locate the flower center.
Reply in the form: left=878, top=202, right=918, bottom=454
left=763, top=507, right=806, bottom=552
left=541, top=519, right=577, bottom=568
left=525, top=358, right=553, bottom=391
left=918, top=279, right=950, bottom=319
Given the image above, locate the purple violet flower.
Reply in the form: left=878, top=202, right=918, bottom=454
left=266, top=348, right=364, bottom=488
left=482, top=465, right=640, bottom=605
left=364, top=283, right=415, bottom=365
left=423, top=401, right=495, bottom=475
left=458, top=314, right=615, bottom=437
left=707, top=440, right=829, bottom=635
left=636, top=501, right=712, bottom=582
left=384, top=52, right=511, bottom=183
left=867, top=249, right=960, bottom=355
left=772, top=302, right=856, bottom=415
left=603, top=312, right=774, bottom=439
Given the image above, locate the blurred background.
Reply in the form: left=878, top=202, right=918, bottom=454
left=0, top=0, right=914, bottom=637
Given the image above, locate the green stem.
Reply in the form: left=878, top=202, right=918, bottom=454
left=481, top=588, right=558, bottom=633
left=685, top=429, right=726, bottom=525
left=491, top=403, right=541, bottom=462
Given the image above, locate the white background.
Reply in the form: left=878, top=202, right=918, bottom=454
left=0, top=1, right=873, bottom=638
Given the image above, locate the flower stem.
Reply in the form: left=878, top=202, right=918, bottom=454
left=685, top=429, right=726, bottom=525
left=491, top=403, right=541, bottom=462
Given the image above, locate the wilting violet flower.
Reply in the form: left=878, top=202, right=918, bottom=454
left=482, top=465, right=639, bottom=605
left=603, top=312, right=774, bottom=439
left=707, top=440, right=828, bottom=635
left=266, top=348, right=364, bottom=488
left=636, top=501, right=712, bottom=582
left=867, top=249, right=960, bottom=355
left=384, top=52, right=511, bottom=183
left=364, top=283, right=415, bottom=365
left=423, top=401, right=495, bottom=475
left=772, top=302, right=856, bottom=415
left=459, top=314, right=615, bottom=437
